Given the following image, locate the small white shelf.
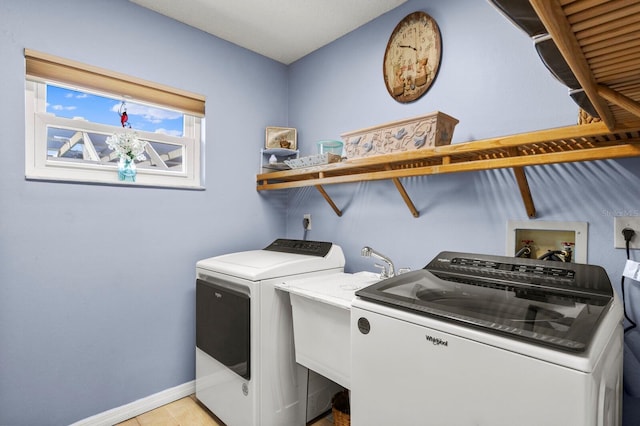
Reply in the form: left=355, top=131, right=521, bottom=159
left=260, top=148, right=299, bottom=172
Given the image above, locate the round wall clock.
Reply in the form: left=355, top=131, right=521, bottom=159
left=383, top=11, right=442, bottom=103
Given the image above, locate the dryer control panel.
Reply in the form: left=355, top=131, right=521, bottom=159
left=264, top=239, right=332, bottom=257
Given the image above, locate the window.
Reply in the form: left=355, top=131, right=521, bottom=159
left=24, top=49, right=205, bottom=189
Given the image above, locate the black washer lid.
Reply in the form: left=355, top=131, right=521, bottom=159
left=356, top=251, right=615, bottom=353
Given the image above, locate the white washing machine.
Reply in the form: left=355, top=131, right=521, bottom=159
left=351, top=251, right=624, bottom=426
left=195, top=239, right=345, bottom=426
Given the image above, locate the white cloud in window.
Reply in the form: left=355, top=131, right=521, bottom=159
left=154, top=128, right=182, bottom=137
left=51, top=104, right=77, bottom=111
left=65, top=93, right=88, bottom=99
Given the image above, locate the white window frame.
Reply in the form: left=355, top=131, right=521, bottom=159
left=25, top=80, right=204, bottom=189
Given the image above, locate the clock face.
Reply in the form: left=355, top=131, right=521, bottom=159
left=383, top=12, right=442, bottom=103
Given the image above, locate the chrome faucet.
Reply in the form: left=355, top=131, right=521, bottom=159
left=361, top=246, right=396, bottom=279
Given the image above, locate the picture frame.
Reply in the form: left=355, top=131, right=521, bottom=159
left=265, top=126, right=297, bottom=150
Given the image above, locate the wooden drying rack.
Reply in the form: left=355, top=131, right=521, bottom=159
left=256, top=122, right=640, bottom=218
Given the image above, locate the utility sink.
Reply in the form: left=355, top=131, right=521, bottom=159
left=275, top=271, right=380, bottom=389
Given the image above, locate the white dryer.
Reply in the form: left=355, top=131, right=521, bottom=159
left=351, top=251, right=623, bottom=426
left=195, top=239, right=345, bottom=426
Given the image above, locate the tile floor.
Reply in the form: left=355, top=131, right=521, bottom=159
left=115, top=395, right=220, bottom=426
left=115, top=394, right=334, bottom=426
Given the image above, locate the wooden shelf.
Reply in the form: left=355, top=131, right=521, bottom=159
left=256, top=123, right=640, bottom=217
left=256, top=1, right=640, bottom=217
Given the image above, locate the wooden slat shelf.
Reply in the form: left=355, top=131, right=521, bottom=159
left=530, top=0, right=640, bottom=130
left=256, top=122, right=640, bottom=217
left=257, top=0, right=640, bottom=218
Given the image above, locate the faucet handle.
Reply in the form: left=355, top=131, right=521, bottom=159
left=374, top=263, right=389, bottom=279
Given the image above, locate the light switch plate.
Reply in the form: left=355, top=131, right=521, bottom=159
left=614, top=216, right=640, bottom=249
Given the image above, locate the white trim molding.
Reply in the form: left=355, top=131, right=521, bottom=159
left=70, top=381, right=195, bottom=426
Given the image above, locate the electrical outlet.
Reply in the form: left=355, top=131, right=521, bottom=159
left=303, top=213, right=312, bottom=230
left=614, top=216, right=640, bottom=249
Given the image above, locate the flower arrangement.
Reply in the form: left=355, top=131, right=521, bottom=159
left=106, top=131, right=147, bottom=182
left=106, top=131, right=147, bottom=161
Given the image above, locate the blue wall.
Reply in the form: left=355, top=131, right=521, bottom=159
left=286, top=0, right=640, bottom=277
left=0, top=0, right=289, bottom=424
left=1, top=0, right=639, bottom=424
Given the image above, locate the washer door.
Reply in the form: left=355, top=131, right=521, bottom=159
left=196, top=278, right=250, bottom=379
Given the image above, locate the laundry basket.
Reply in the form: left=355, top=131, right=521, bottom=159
left=331, top=390, right=350, bottom=426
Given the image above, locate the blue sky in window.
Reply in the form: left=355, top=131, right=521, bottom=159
left=46, top=85, right=183, bottom=137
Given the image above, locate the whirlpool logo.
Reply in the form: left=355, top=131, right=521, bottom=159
left=425, top=334, right=448, bottom=347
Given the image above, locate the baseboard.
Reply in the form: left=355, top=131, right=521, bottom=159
left=70, top=380, right=195, bottom=426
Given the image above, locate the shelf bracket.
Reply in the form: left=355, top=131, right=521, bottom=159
left=391, top=177, right=419, bottom=218
left=597, top=85, right=640, bottom=122
left=512, top=166, right=536, bottom=218
left=314, top=185, right=342, bottom=216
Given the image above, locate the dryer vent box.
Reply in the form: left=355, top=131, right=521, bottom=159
left=506, top=220, right=588, bottom=263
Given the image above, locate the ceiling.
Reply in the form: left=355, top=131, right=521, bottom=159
left=129, top=0, right=407, bottom=65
